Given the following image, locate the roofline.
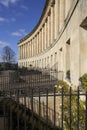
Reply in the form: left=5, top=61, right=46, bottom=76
left=18, top=0, right=49, bottom=44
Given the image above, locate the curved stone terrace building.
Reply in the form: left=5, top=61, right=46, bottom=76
left=18, top=0, right=87, bottom=87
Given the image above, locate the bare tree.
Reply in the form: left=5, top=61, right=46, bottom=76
left=2, top=46, right=16, bottom=63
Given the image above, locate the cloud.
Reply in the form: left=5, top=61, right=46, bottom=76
left=0, top=17, right=16, bottom=23
left=21, top=5, right=28, bottom=11
left=0, top=17, right=8, bottom=22
left=0, top=0, right=19, bottom=7
left=0, top=41, right=9, bottom=47
left=11, top=29, right=27, bottom=37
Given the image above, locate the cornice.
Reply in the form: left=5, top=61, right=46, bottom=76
left=50, top=0, right=55, bottom=7
left=18, top=0, right=50, bottom=44
left=26, top=0, right=80, bottom=58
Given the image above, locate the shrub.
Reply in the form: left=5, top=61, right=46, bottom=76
left=55, top=80, right=70, bottom=93
left=22, top=66, right=28, bottom=70
left=63, top=94, right=85, bottom=130
left=79, top=73, right=87, bottom=91
left=0, top=66, right=5, bottom=71
left=56, top=84, right=85, bottom=130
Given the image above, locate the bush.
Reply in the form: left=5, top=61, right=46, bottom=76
left=55, top=80, right=70, bottom=93
left=63, top=94, right=85, bottom=130
left=0, top=66, right=5, bottom=71
left=56, top=83, right=85, bottom=130
left=79, top=73, right=87, bottom=91
left=22, top=66, right=28, bottom=70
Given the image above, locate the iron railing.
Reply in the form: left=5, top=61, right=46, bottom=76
left=0, top=87, right=87, bottom=130
left=0, top=70, right=58, bottom=92
left=0, top=70, right=87, bottom=130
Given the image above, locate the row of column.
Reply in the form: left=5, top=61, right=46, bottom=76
left=19, top=0, right=73, bottom=60
left=19, top=49, right=64, bottom=77
left=19, top=51, right=58, bottom=68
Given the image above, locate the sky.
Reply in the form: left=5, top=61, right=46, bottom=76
left=0, top=0, right=46, bottom=62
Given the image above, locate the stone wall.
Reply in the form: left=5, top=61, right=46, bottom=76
left=18, top=0, right=87, bottom=87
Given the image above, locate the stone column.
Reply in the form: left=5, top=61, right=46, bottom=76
left=35, top=36, right=36, bottom=55
left=48, top=15, right=50, bottom=47
left=22, top=45, right=23, bottom=59
left=27, top=41, right=29, bottom=58
left=37, top=33, right=39, bottom=54
left=35, top=35, right=37, bottom=55
left=21, top=45, right=23, bottom=59
left=32, top=39, right=34, bottom=56
left=26, top=43, right=27, bottom=58
left=39, top=31, right=41, bottom=53
left=46, top=19, right=48, bottom=48
left=19, top=46, right=21, bottom=60
left=33, top=38, right=34, bottom=56
left=18, top=46, right=20, bottom=60
left=40, top=29, right=42, bottom=53
left=59, top=0, right=65, bottom=31
left=25, top=43, right=27, bottom=58
left=59, top=48, right=64, bottom=76
left=30, top=41, right=31, bottom=57
left=32, top=39, right=34, bottom=57
left=22, top=44, right=24, bottom=59
left=28, top=42, right=29, bottom=58
left=38, top=32, right=40, bottom=54
left=32, top=40, right=33, bottom=57
left=26, top=43, right=27, bottom=59
left=47, top=56, right=49, bottom=67
left=65, top=0, right=69, bottom=17
left=29, top=42, right=30, bottom=57
left=24, top=44, right=25, bottom=59
left=25, top=44, right=26, bottom=59
left=54, top=0, right=59, bottom=38
left=27, top=43, right=28, bottom=58
left=31, top=40, right=33, bottom=57
left=39, top=30, right=41, bottom=53
left=36, top=34, right=38, bottom=54
left=51, top=5, right=55, bottom=44
left=48, top=11, right=51, bottom=46
left=45, top=21, right=47, bottom=49
left=42, top=27, right=44, bottom=52
left=36, top=35, right=37, bottom=55
left=25, top=43, right=27, bottom=59
left=20, top=45, right=22, bottom=59
left=21, top=46, right=22, bottom=59
left=20, top=46, right=21, bottom=60
left=51, top=55, right=53, bottom=68
left=65, top=0, right=73, bottom=18
left=30, top=40, right=32, bottom=57
left=23, top=44, right=24, bottom=59
left=24, top=44, right=26, bottom=59
left=33, top=39, right=34, bottom=56
left=44, top=23, right=46, bottom=50
left=34, top=36, right=36, bottom=55
left=43, top=25, right=45, bottom=50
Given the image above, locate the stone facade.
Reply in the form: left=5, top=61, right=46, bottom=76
left=18, top=0, right=87, bottom=87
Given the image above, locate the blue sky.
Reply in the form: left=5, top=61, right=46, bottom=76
left=0, top=0, right=46, bottom=62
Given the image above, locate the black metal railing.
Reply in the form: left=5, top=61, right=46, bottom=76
left=0, top=70, right=58, bottom=92
left=0, top=70, right=87, bottom=130
left=0, top=87, right=87, bottom=130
